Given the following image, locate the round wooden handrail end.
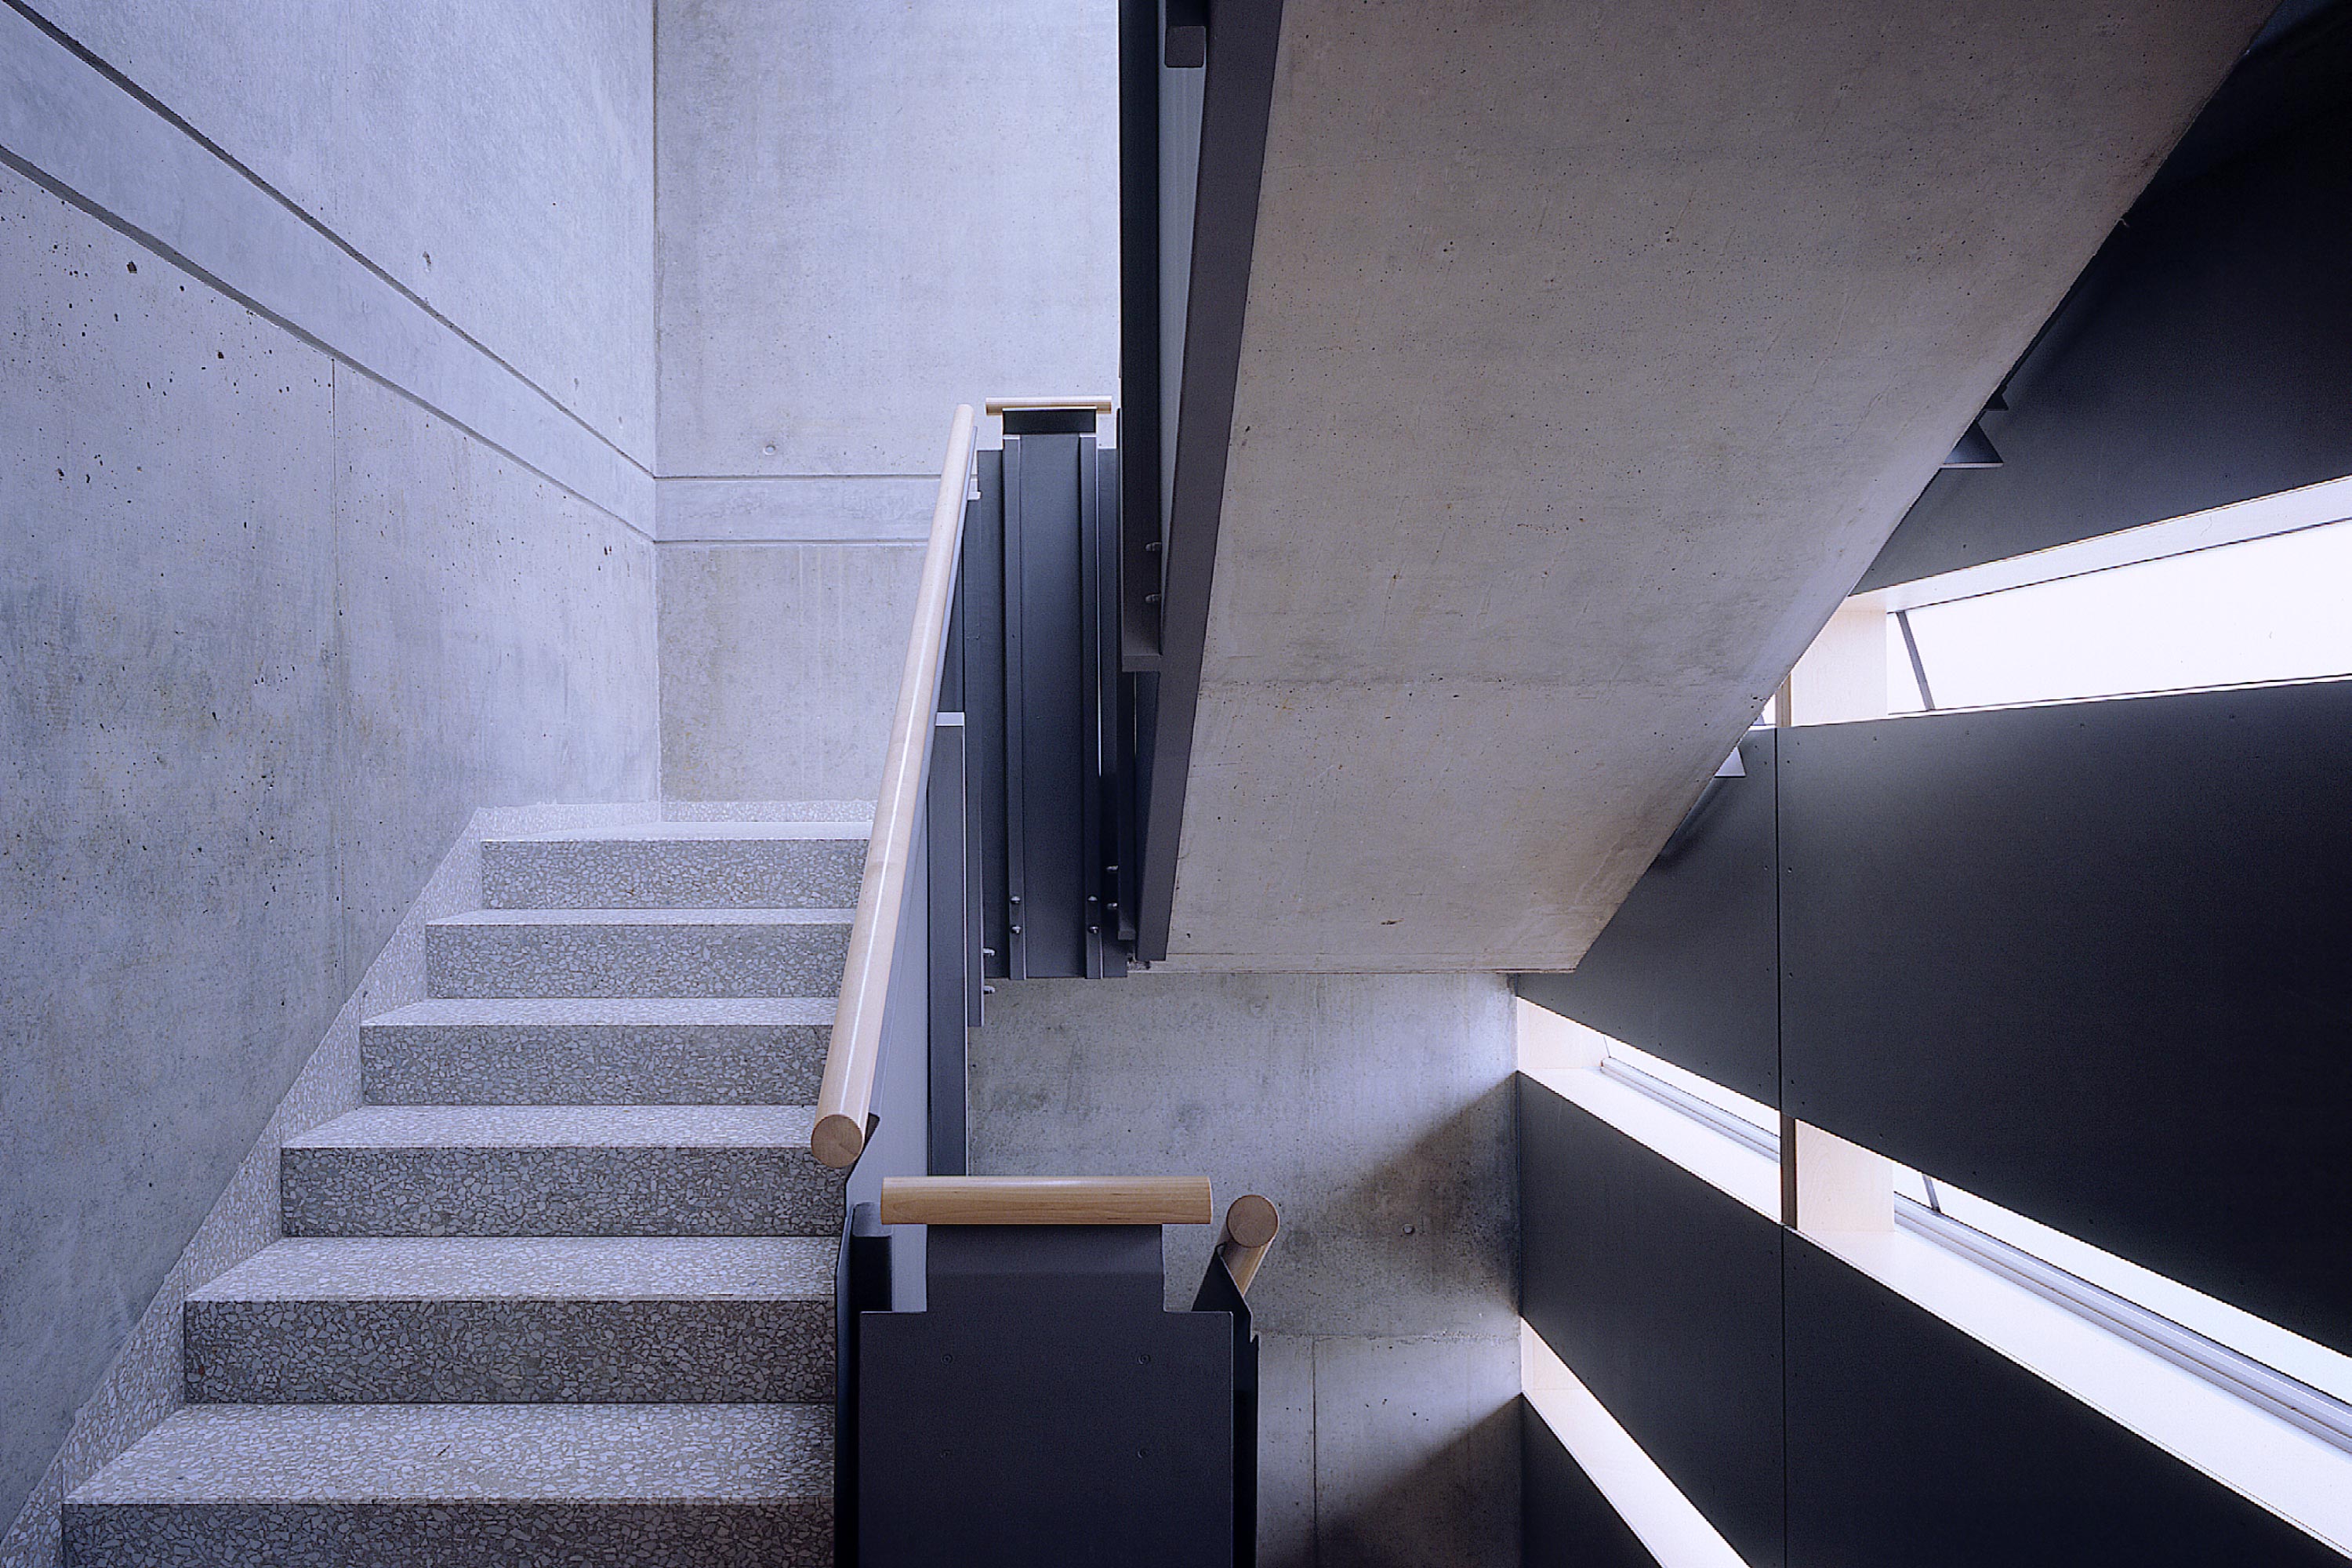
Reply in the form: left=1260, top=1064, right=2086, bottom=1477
left=811, top=1112, right=866, bottom=1171
left=1225, top=1193, right=1279, bottom=1249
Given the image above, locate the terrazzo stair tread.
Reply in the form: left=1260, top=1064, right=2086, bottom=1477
left=64, top=1403, right=832, bottom=1567
left=662, top=798, right=873, bottom=823
left=183, top=1238, right=834, bottom=1404
left=496, top=821, right=869, bottom=840
left=482, top=822, right=870, bottom=910
left=360, top=997, right=834, bottom=1106
left=425, top=907, right=855, bottom=999
left=281, top=1107, right=842, bottom=1237
left=192, top=1234, right=837, bottom=1299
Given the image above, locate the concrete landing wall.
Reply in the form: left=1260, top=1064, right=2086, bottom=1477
left=970, top=975, right=1523, bottom=1567
left=25, top=0, right=656, bottom=465
left=652, top=0, right=1116, bottom=802
left=655, top=543, right=923, bottom=804
left=0, top=2, right=659, bottom=1545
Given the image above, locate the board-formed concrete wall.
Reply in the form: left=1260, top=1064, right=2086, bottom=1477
left=0, top=0, right=659, bottom=1549
left=970, top=975, right=1523, bottom=1566
left=652, top=0, right=1117, bottom=802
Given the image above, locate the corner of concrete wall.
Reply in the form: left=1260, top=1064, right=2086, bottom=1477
left=969, top=971, right=1524, bottom=1566
left=648, top=0, right=1116, bottom=804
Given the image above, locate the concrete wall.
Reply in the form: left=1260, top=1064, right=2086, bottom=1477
left=652, top=0, right=1117, bottom=802
left=970, top=975, right=1522, bottom=1567
left=0, top=0, right=659, bottom=1547
left=26, top=0, right=656, bottom=463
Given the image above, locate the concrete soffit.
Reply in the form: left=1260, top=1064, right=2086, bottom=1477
left=1162, top=0, right=2275, bottom=972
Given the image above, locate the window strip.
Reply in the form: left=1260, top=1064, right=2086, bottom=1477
left=1596, top=1056, right=1780, bottom=1162
left=1894, top=1196, right=2352, bottom=1457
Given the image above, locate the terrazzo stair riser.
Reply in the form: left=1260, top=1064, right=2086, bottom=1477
left=62, top=1403, right=833, bottom=1568
left=360, top=1000, right=831, bottom=1105
left=183, top=1297, right=832, bottom=1403
left=281, top=1142, right=844, bottom=1236
left=483, top=832, right=867, bottom=910
left=426, top=910, right=851, bottom=999
left=64, top=1501, right=831, bottom=1568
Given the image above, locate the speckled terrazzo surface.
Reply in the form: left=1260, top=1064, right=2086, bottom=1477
left=662, top=800, right=872, bottom=823
left=359, top=998, right=833, bottom=1105
left=182, top=1239, right=835, bottom=1402
left=280, top=1145, right=843, bottom=1237
left=278, top=1109, right=842, bottom=1237
left=369, top=997, right=837, bottom=1028
left=424, top=909, right=853, bottom=999
left=191, top=1236, right=836, bottom=1298
left=483, top=824, right=868, bottom=910
left=66, top=1403, right=833, bottom=1501
left=286, top=1105, right=822, bottom=1149
left=54, top=804, right=852, bottom=1566
left=63, top=1501, right=833, bottom=1567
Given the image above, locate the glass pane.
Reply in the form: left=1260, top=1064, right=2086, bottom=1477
left=1899, top=520, right=2352, bottom=710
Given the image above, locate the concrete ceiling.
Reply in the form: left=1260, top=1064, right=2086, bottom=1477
left=1163, top=0, right=2273, bottom=971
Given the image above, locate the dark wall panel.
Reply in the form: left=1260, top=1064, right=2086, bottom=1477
left=1520, top=1401, right=1660, bottom=1568
left=1519, top=1076, right=1784, bottom=1566
left=1863, top=15, right=2352, bottom=589
left=1785, top=1238, right=2341, bottom=1566
left=1780, top=681, right=2352, bottom=1357
left=1516, top=730, right=1779, bottom=1106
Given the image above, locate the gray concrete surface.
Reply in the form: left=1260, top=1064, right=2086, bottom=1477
left=1165, top=0, right=2275, bottom=971
left=0, top=3, right=654, bottom=532
left=655, top=477, right=941, bottom=544
left=970, top=972, right=1520, bottom=1566
left=653, top=0, right=1115, bottom=479
left=648, top=0, right=1116, bottom=802
left=658, top=543, right=924, bottom=802
left=0, top=159, right=657, bottom=1551
left=24, top=0, right=656, bottom=469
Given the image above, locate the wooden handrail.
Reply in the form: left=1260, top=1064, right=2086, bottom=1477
left=982, top=394, right=1116, bottom=414
left=1214, top=1194, right=1279, bottom=1297
left=811, top=404, right=979, bottom=1170
left=879, top=1176, right=1214, bottom=1226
